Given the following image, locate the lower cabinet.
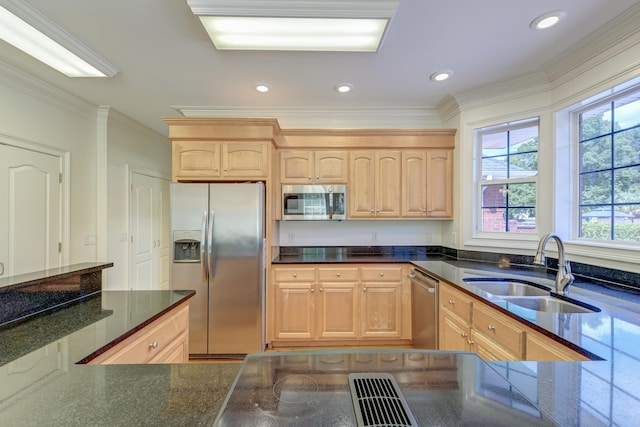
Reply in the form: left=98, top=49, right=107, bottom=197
left=438, top=281, right=585, bottom=361
left=87, top=300, right=190, bottom=364
left=270, top=264, right=410, bottom=347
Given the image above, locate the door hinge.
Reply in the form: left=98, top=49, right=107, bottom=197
left=58, top=242, right=62, bottom=252
left=59, top=173, right=62, bottom=183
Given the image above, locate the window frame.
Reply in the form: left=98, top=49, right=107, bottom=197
left=474, top=118, right=540, bottom=236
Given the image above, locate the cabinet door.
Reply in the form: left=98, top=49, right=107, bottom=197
left=438, top=309, right=470, bottom=352
left=472, top=331, right=519, bottom=361
left=316, top=282, right=359, bottom=339
left=280, top=151, right=313, bottom=183
left=273, top=283, right=315, bottom=340
left=526, top=332, right=589, bottom=361
left=315, top=151, right=349, bottom=183
left=426, top=149, right=453, bottom=218
left=473, top=303, right=524, bottom=358
left=172, top=141, right=221, bottom=181
left=222, top=142, right=268, bottom=178
left=360, top=282, right=402, bottom=338
left=375, top=151, right=401, bottom=218
left=349, top=151, right=376, bottom=218
left=402, top=151, right=428, bottom=217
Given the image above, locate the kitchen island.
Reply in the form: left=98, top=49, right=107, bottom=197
left=1, top=255, right=639, bottom=425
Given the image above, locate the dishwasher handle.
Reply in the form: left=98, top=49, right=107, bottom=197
left=409, top=270, right=438, bottom=292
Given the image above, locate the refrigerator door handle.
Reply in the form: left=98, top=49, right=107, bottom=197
left=201, top=210, right=207, bottom=282
left=208, top=209, right=216, bottom=279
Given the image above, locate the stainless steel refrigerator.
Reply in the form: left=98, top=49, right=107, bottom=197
left=170, top=182, right=265, bottom=357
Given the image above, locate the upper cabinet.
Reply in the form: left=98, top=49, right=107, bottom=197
left=164, top=118, right=278, bottom=182
left=280, top=150, right=348, bottom=184
left=402, top=149, right=453, bottom=219
left=349, top=151, right=401, bottom=218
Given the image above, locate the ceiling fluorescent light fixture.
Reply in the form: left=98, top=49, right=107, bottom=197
left=187, top=0, right=400, bottom=52
left=0, top=0, right=118, bottom=77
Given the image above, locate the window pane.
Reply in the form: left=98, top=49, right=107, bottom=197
left=614, top=166, right=640, bottom=203
left=581, top=207, right=612, bottom=239
left=613, top=129, right=640, bottom=168
left=481, top=130, right=508, bottom=155
left=510, top=125, right=539, bottom=151
left=508, top=209, right=536, bottom=233
left=580, top=136, right=611, bottom=172
left=482, top=184, right=506, bottom=207
left=580, top=105, right=612, bottom=140
left=509, top=152, right=538, bottom=176
left=508, top=183, right=536, bottom=207
left=482, top=207, right=506, bottom=232
left=580, top=171, right=612, bottom=204
left=612, top=205, right=640, bottom=242
left=481, top=156, right=508, bottom=180
left=613, top=94, right=640, bottom=130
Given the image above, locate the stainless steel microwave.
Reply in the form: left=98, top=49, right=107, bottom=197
left=281, top=184, right=347, bottom=220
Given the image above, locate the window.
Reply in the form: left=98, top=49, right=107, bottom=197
left=577, top=91, right=640, bottom=242
left=475, top=118, right=539, bottom=233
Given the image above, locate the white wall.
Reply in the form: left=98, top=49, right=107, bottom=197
left=279, top=220, right=443, bottom=246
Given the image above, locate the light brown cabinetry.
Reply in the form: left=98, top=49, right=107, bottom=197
left=438, top=281, right=587, bottom=361
left=271, top=264, right=410, bottom=347
left=172, top=141, right=268, bottom=181
left=88, top=300, right=190, bottom=364
left=349, top=151, right=401, bottom=218
left=402, top=150, right=453, bottom=218
left=280, top=150, right=348, bottom=184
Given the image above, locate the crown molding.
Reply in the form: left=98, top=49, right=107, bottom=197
left=436, top=95, right=460, bottom=124
left=101, top=105, right=167, bottom=141
left=172, top=106, right=443, bottom=129
left=542, top=2, right=640, bottom=86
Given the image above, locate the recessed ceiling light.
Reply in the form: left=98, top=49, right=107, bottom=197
left=255, top=84, right=269, bottom=93
left=530, top=10, right=566, bottom=30
left=334, top=83, right=353, bottom=93
left=429, top=70, right=453, bottom=82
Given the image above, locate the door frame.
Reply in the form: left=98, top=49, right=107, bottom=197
left=0, top=133, right=69, bottom=267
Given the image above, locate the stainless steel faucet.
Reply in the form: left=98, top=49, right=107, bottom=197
left=533, top=233, right=574, bottom=295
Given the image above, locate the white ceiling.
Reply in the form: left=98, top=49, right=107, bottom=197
left=1, top=0, right=639, bottom=136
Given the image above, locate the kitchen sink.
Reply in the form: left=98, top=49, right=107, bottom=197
left=501, top=296, right=601, bottom=314
left=463, top=277, right=551, bottom=297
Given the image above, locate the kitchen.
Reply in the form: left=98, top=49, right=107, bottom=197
left=2, top=0, right=640, bottom=425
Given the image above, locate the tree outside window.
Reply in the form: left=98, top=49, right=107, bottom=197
left=578, top=92, right=640, bottom=241
left=476, top=119, right=539, bottom=233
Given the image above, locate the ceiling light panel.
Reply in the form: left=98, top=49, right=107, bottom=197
left=188, top=0, right=400, bottom=52
left=0, top=0, right=118, bottom=77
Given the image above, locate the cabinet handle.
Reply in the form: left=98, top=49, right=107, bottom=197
left=293, top=273, right=297, bottom=277
left=308, top=176, right=312, bottom=180
left=460, top=332, right=468, bottom=337
left=311, top=288, right=315, bottom=293
left=448, top=300, right=455, bottom=305
left=467, top=340, right=474, bottom=345
left=214, top=168, right=219, bottom=171
left=363, top=288, right=367, bottom=292
left=488, top=325, right=496, bottom=331
left=379, top=272, right=384, bottom=277
left=336, top=273, right=341, bottom=277
left=316, top=176, right=319, bottom=180
left=370, top=209, right=375, bottom=213
left=149, top=341, right=158, bottom=349
left=319, top=288, right=323, bottom=292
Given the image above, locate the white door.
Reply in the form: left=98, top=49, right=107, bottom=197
left=0, top=144, right=62, bottom=279
left=129, top=172, right=170, bottom=290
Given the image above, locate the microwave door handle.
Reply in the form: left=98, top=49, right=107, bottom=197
left=201, top=211, right=207, bottom=282
left=328, top=192, right=333, bottom=220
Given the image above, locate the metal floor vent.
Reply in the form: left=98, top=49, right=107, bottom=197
left=348, top=373, right=418, bottom=427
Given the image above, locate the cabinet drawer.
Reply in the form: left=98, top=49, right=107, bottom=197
left=274, top=267, right=316, bottom=282
left=440, top=285, right=472, bottom=323
left=473, top=304, right=524, bottom=358
left=90, top=302, right=189, bottom=364
left=360, top=266, right=403, bottom=281
left=317, top=267, right=358, bottom=282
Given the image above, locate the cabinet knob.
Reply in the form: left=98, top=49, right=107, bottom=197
left=214, top=168, right=219, bottom=171
left=149, top=341, right=158, bottom=349
left=380, top=272, right=385, bottom=277
left=370, top=209, right=375, bottom=213
left=316, top=176, right=319, bottom=180
left=308, top=176, right=312, bottom=180
left=311, top=288, right=315, bottom=293
left=363, top=287, right=367, bottom=292
left=319, top=288, right=324, bottom=292
left=448, top=300, right=455, bottom=305
left=467, top=340, right=474, bottom=345
left=460, top=332, right=468, bottom=337
left=293, top=273, right=297, bottom=277
left=336, top=273, right=341, bottom=277
left=488, top=325, right=496, bottom=331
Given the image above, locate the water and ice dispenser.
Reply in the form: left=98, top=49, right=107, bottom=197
left=173, top=230, right=201, bottom=263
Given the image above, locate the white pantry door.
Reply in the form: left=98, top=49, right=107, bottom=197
left=0, top=144, right=62, bottom=279
left=129, top=172, right=170, bottom=290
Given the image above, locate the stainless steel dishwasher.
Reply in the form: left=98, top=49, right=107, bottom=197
left=410, top=268, right=438, bottom=349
